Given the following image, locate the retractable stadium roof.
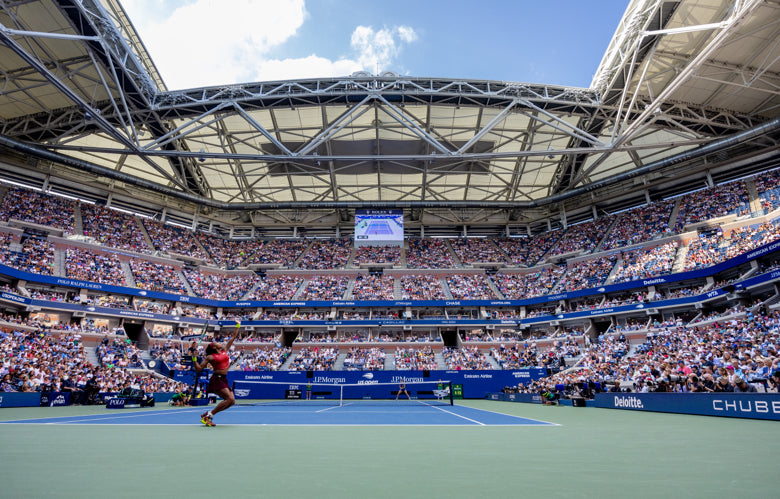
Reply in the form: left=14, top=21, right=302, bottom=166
left=0, top=0, right=779, bottom=235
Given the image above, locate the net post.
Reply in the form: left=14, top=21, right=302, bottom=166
left=339, top=384, right=344, bottom=407
left=448, top=381, right=454, bottom=406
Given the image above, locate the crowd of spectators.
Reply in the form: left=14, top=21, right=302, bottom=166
left=400, top=274, right=447, bottom=300
left=196, top=233, right=264, bottom=269
left=352, top=245, right=401, bottom=266
left=298, top=275, right=349, bottom=301
left=298, top=239, right=352, bottom=269
left=562, top=311, right=780, bottom=394
left=755, top=169, right=780, bottom=211
left=449, top=238, right=506, bottom=265
left=494, top=267, right=566, bottom=299
left=351, top=274, right=395, bottom=300
left=406, top=238, right=455, bottom=269
left=612, top=242, right=679, bottom=283
left=685, top=220, right=780, bottom=274
left=343, top=347, right=386, bottom=370
left=490, top=339, right=581, bottom=370
left=442, top=346, right=492, bottom=370
left=97, top=336, right=143, bottom=369
left=393, top=346, right=438, bottom=370
left=288, top=346, right=339, bottom=371
left=446, top=274, right=497, bottom=299
left=241, top=239, right=309, bottom=267
left=0, top=187, right=75, bottom=235
left=143, top=219, right=210, bottom=261
left=80, top=204, right=150, bottom=254
left=553, top=256, right=617, bottom=292
left=233, top=347, right=291, bottom=371
left=128, top=259, right=188, bottom=295
left=65, top=247, right=127, bottom=286
left=522, top=231, right=563, bottom=266
left=149, top=341, right=185, bottom=369
left=247, top=275, right=304, bottom=301
left=548, top=215, right=617, bottom=257
left=674, top=181, right=750, bottom=232
left=600, top=200, right=674, bottom=251
left=183, top=269, right=257, bottom=300
left=724, top=222, right=780, bottom=259
left=0, top=236, right=55, bottom=275
left=0, top=329, right=188, bottom=398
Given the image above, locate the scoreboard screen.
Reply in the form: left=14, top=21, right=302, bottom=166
left=354, top=209, right=403, bottom=244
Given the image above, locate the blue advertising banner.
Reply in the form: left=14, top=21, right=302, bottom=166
left=106, top=398, right=126, bottom=409
left=592, top=392, right=780, bottom=421
left=172, top=369, right=547, bottom=399
left=39, top=392, right=71, bottom=407
left=0, top=392, right=41, bottom=408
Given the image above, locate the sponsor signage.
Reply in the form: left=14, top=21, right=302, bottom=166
left=205, top=369, right=547, bottom=400
left=0, top=392, right=41, bottom=408
left=592, top=393, right=780, bottom=421
left=40, top=392, right=70, bottom=407
left=106, top=398, right=126, bottom=409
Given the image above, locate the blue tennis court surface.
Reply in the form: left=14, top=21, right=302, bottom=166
left=365, top=220, right=393, bottom=235
left=1, top=403, right=558, bottom=426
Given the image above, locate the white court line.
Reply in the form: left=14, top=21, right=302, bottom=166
left=4, top=407, right=205, bottom=425
left=0, top=422, right=558, bottom=426
left=315, top=402, right=354, bottom=413
left=457, top=404, right=562, bottom=427
left=426, top=404, right=486, bottom=426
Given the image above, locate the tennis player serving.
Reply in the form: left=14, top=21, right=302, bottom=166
left=193, top=322, right=241, bottom=427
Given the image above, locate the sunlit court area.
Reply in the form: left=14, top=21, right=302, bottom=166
left=1, top=0, right=780, bottom=497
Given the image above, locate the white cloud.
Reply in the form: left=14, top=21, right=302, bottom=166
left=121, top=1, right=418, bottom=88
left=350, top=25, right=417, bottom=74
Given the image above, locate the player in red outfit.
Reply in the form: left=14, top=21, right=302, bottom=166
left=193, top=323, right=241, bottom=426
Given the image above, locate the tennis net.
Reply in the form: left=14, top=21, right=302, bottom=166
left=232, top=379, right=454, bottom=406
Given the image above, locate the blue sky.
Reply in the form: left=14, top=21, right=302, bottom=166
left=121, top=0, right=630, bottom=90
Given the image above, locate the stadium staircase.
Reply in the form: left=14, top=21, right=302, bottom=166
left=136, top=216, right=155, bottom=250
left=53, top=247, right=64, bottom=276
left=177, top=270, right=195, bottom=296
left=345, top=247, right=357, bottom=268
left=440, top=277, right=454, bottom=299
left=603, top=256, right=624, bottom=285
left=443, top=240, right=463, bottom=267
left=482, top=353, right=501, bottom=369
left=73, top=202, right=83, bottom=235
left=384, top=355, right=395, bottom=370
left=744, top=178, right=763, bottom=214
left=192, top=237, right=211, bottom=262
left=344, top=277, right=356, bottom=299
left=279, top=354, right=297, bottom=370
left=333, top=353, right=347, bottom=370
left=242, top=280, right=263, bottom=300
left=393, top=277, right=402, bottom=299
left=292, top=278, right=308, bottom=300
left=594, top=217, right=620, bottom=253
left=672, top=244, right=689, bottom=273
left=668, top=197, right=682, bottom=229
left=292, top=240, right=314, bottom=268
left=433, top=351, right=446, bottom=369
left=400, top=243, right=408, bottom=267
left=86, top=345, right=100, bottom=366
left=121, top=261, right=136, bottom=287
left=487, top=278, right=504, bottom=299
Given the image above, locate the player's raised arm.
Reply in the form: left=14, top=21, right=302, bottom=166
left=225, top=321, right=241, bottom=351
